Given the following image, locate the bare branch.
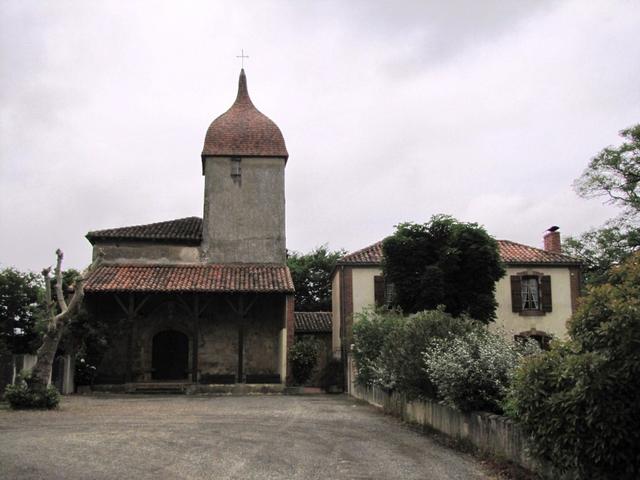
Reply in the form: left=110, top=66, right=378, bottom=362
left=41, top=267, right=53, bottom=323
left=54, top=249, right=68, bottom=312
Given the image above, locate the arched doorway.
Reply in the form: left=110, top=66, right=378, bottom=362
left=152, top=330, right=189, bottom=380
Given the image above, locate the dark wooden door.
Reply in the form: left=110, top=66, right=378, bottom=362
left=152, top=330, right=189, bottom=380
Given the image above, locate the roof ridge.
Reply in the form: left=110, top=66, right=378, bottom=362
left=339, top=241, right=383, bottom=261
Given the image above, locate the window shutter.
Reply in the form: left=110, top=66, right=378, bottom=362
left=374, top=276, right=385, bottom=307
left=541, top=276, right=552, bottom=312
left=510, top=276, right=522, bottom=313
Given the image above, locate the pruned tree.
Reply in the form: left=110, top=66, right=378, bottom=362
left=30, top=249, right=95, bottom=390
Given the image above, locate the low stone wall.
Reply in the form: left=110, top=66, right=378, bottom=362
left=351, top=384, right=545, bottom=474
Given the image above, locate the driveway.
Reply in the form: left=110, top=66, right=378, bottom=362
left=0, top=394, right=492, bottom=479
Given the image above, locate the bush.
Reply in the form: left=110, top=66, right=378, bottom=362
left=351, top=308, right=404, bottom=388
left=424, top=326, right=539, bottom=413
left=4, top=372, right=60, bottom=409
left=320, top=358, right=344, bottom=390
left=75, top=357, right=98, bottom=386
left=508, top=253, right=640, bottom=479
left=289, top=337, right=320, bottom=385
left=352, top=307, right=476, bottom=399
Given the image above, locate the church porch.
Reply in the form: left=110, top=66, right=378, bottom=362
left=83, top=264, right=295, bottom=387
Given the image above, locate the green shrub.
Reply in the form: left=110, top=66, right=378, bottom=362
left=352, top=307, right=477, bottom=399
left=4, top=372, right=60, bottom=410
left=289, top=337, right=320, bottom=385
left=424, top=326, right=539, bottom=413
left=508, top=253, right=640, bottom=479
left=351, top=308, right=404, bottom=388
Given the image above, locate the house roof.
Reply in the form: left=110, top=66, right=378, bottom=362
left=202, top=69, right=288, bottom=160
left=84, top=264, right=294, bottom=293
left=294, top=312, right=332, bottom=333
left=86, top=217, right=203, bottom=245
left=497, top=239, right=581, bottom=265
left=337, top=239, right=581, bottom=267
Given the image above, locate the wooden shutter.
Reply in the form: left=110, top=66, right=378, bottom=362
left=541, top=275, right=552, bottom=312
left=374, top=276, right=385, bottom=307
left=510, top=276, right=522, bottom=313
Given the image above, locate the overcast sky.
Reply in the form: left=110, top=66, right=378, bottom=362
left=1, top=0, right=639, bottom=272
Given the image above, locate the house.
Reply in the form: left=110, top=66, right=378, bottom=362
left=331, top=229, right=582, bottom=358
left=82, top=69, right=296, bottom=388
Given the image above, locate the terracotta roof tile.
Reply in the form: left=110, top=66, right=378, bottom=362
left=86, top=217, right=202, bottom=245
left=85, top=264, right=294, bottom=293
left=497, top=240, right=581, bottom=265
left=338, top=239, right=581, bottom=266
left=294, top=312, right=332, bottom=333
left=337, top=242, right=383, bottom=265
left=202, top=69, right=288, bottom=159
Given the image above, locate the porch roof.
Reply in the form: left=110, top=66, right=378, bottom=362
left=84, top=264, right=295, bottom=293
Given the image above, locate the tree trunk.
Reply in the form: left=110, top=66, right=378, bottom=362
left=27, top=249, right=99, bottom=391
left=31, top=328, right=64, bottom=388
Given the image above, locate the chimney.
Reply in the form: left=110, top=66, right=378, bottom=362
left=543, top=226, right=561, bottom=254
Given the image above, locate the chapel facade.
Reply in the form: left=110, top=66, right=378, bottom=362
left=82, top=70, right=295, bottom=388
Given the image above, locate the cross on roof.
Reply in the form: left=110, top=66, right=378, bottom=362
left=236, top=49, right=249, bottom=68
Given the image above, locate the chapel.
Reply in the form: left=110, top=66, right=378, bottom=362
left=82, top=70, right=296, bottom=389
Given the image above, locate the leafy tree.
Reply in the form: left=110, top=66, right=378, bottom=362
left=382, top=215, right=505, bottom=323
left=564, top=218, right=639, bottom=285
left=566, top=124, right=640, bottom=285
left=287, top=245, right=346, bottom=311
left=574, top=124, right=640, bottom=219
left=0, top=267, right=43, bottom=354
left=508, top=252, right=640, bottom=479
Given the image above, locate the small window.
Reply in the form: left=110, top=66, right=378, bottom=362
left=230, top=157, right=241, bottom=181
left=510, top=274, right=552, bottom=314
left=521, top=276, right=540, bottom=310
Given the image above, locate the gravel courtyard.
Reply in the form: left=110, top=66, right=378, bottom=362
left=0, top=394, right=493, bottom=479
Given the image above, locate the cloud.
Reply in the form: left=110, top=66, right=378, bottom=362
left=0, top=0, right=638, bottom=271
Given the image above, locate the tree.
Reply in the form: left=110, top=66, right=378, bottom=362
left=0, top=268, right=43, bottom=354
left=382, top=215, right=505, bottom=323
left=287, top=245, right=346, bottom=311
left=574, top=124, right=640, bottom=219
left=566, top=124, right=640, bottom=285
left=30, top=250, right=91, bottom=390
left=508, top=252, right=640, bottom=479
left=563, top=218, right=639, bottom=285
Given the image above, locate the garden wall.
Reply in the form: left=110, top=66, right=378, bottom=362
left=351, top=383, right=547, bottom=475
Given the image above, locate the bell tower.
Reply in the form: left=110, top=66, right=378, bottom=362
left=200, top=70, right=288, bottom=264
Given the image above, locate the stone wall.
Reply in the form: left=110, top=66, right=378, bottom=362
left=88, top=292, right=286, bottom=384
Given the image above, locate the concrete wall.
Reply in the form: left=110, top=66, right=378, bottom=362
left=201, top=156, right=286, bottom=264
left=351, top=383, right=549, bottom=476
left=93, top=242, right=200, bottom=265
left=492, top=266, right=574, bottom=340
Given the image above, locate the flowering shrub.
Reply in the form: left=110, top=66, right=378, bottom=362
left=352, top=307, right=475, bottom=398
left=423, top=326, right=539, bottom=413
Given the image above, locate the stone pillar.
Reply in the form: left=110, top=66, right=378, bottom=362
left=61, top=355, right=75, bottom=394
left=285, top=294, right=295, bottom=385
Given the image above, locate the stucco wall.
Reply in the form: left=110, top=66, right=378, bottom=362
left=351, top=267, right=382, bottom=317
left=93, top=242, right=200, bottom=265
left=201, top=156, right=286, bottom=264
left=491, top=266, right=574, bottom=340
